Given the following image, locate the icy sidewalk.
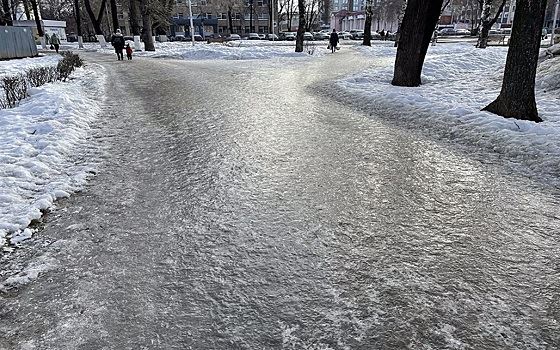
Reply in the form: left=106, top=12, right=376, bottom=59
left=337, top=42, right=560, bottom=183
left=0, top=62, right=106, bottom=247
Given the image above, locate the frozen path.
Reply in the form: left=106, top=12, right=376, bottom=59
left=1, top=51, right=560, bottom=349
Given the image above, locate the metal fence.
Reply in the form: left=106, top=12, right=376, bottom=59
left=0, top=27, right=38, bottom=60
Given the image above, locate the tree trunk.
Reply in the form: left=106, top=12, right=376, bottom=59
left=140, top=0, right=155, bottom=51
left=392, top=0, right=444, bottom=86
left=394, top=0, right=407, bottom=47
left=23, top=0, right=31, bottom=20
left=476, top=0, right=506, bottom=48
left=227, top=7, right=234, bottom=34
left=2, top=0, right=12, bottom=25
left=295, top=0, right=305, bottom=52
left=110, top=0, right=119, bottom=33
left=482, top=0, right=547, bottom=122
left=129, top=0, right=141, bottom=35
left=84, top=0, right=107, bottom=35
left=362, top=0, right=373, bottom=46
left=29, top=0, right=43, bottom=36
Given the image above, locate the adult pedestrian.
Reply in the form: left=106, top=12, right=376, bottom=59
left=380, top=29, right=386, bottom=41
left=329, top=29, right=339, bottom=53
left=111, top=29, right=125, bottom=61
left=50, top=33, right=60, bottom=53
left=542, top=28, right=548, bottom=40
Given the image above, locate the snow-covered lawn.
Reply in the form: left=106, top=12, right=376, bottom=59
left=0, top=62, right=105, bottom=247
left=337, top=42, right=560, bottom=182
left=59, top=41, right=328, bottom=60
left=0, top=55, right=61, bottom=78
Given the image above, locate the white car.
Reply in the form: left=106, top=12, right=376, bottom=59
left=338, top=31, right=352, bottom=40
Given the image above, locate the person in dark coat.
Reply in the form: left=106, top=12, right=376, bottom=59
left=329, top=29, right=339, bottom=53
left=111, top=29, right=125, bottom=61
left=50, top=34, right=60, bottom=53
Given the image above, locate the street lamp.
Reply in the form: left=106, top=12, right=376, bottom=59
left=188, top=0, right=195, bottom=45
left=551, top=0, right=559, bottom=46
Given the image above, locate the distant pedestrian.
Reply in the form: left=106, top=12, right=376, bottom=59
left=542, top=28, right=548, bottom=40
left=329, top=29, right=339, bottom=53
left=45, top=33, right=50, bottom=45
left=50, top=34, right=60, bottom=53
left=111, top=29, right=125, bottom=61
left=125, top=43, right=133, bottom=60
left=380, top=29, right=386, bottom=41
left=431, top=30, right=438, bottom=46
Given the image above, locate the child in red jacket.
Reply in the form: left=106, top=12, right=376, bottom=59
left=125, top=43, right=133, bottom=60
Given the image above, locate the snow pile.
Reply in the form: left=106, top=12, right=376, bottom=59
left=0, top=64, right=106, bottom=247
left=62, top=41, right=326, bottom=60
left=0, top=55, right=62, bottom=78
left=338, top=43, right=560, bottom=181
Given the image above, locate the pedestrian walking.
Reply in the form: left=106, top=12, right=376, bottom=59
left=50, top=33, right=60, bottom=53
left=542, top=28, right=548, bottom=40
left=111, top=29, right=125, bottom=61
left=380, top=29, right=386, bottom=41
left=329, top=29, right=339, bottom=53
left=125, top=43, right=133, bottom=60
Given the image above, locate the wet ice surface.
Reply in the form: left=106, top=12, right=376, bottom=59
left=1, top=51, right=560, bottom=349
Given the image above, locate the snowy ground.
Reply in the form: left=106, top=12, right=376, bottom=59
left=0, top=61, right=106, bottom=248
left=0, top=55, right=61, bottom=78
left=336, top=42, right=560, bottom=184
left=58, top=40, right=329, bottom=60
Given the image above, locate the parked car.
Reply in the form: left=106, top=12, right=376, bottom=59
left=284, top=32, right=297, bottom=40
left=172, top=34, right=187, bottom=41
left=258, top=34, right=266, bottom=39
left=247, top=33, right=260, bottom=40
left=313, top=31, right=329, bottom=40
left=438, top=28, right=457, bottom=36
left=350, top=30, right=364, bottom=40
left=266, top=33, right=279, bottom=40
left=338, top=31, right=352, bottom=39
left=455, top=28, right=471, bottom=36
left=303, top=32, right=314, bottom=41
left=226, top=34, right=241, bottom=41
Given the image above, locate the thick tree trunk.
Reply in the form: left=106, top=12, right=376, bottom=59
left=295, top=0, right=305, bottom=52
left=110, top=0, right=119, bottom=33
left=362, top=0, right=373, bottom=46
left=23, top=0, right=31, bottom=20
left=129, top=0, right=141, bottom=35
left=482, top=0, right=547, bottom=122
left=2, top=0, right=12, bottom=25
left=74, top=0, right=84, bottom=47
left=392, top=0, right=444, bottom=87
left=394, top=0, right=407, bottom=47
left=140, top=0, right=155, bottom=51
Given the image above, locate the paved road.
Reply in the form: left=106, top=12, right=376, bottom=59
left=1, top=51, right=560, bottom=349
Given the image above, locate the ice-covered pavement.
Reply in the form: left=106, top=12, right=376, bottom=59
left=336, top=42, right=560, bottom=184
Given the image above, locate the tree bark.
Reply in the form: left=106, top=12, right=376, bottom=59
left=23, top=0, right=31, bottom=20
left=84, top=0, right=107, bottom=35
left=362, top=0, right=373, bottom=46
left=227, top=7, right=234, bottom=34
left=482, top=0, right=547, bottom=122
left=140, top=0, right=155, bottom=51
left=29, top=0, right=43, bottom=36
left=295, top=0, right=305, bottom=52
left=392, top=0, right=444, bottom=86
left=476, top=0, right=506, bottom=48
left=2, top=0, right=13, bottom=25
left=128, top=0, right=140, bottom=35
left=110, top=0, right=119, bottom=33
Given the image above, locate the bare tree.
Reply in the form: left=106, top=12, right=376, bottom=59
left=109, top=0, right=119, bottom=32
left=295, top=0, right=304, bottom=51
left=129, top=0, right=141, bottom=35
left=392, top=0, right=444, bottom=86
left=139, top=0, right=155, bottom=50
left=476, top=0, right=507, bottom=48
left=482, top=0, right=547, bottom=122
left=363, top=0, right=373, bottom=46
left=84, top=0, right=107, bottom=34
left=2, top=0, right=13, bottom=25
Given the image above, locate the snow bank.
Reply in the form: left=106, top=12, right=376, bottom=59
left=61, top=41, right=326, bottom=60
left=0, top=64, right=106, bottom=247
left=0, top=55, right=62, bottom=78
left=338, top=42, right=560, bottom=182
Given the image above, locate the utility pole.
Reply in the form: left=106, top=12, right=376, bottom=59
left=188, top=0, right=195, bottom=45
left=551, top=0, right=559, bottom=46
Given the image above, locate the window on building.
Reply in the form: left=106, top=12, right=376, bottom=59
left=206, top=13, right=213, bottom=18
left=258, top=26, right=268, bottom=33
left=178, top=12, right=184, bottom=18
left=257, top=13, right=268, bottom=20
left=245, top=26, right=250, bottom=33
left=235, top=26, right=242, bottom=33
left=220, top=12, right=228, bottom=19
left=235, top=12, right=242, bottom=19
left=257, top=0, right=264, bottom=6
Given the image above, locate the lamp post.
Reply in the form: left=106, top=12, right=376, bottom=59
left=551, top=0, right=559, bottom=46
left=188, top=0, right=195, bottom=45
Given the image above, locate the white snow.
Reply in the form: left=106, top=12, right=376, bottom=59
left=337, top=42, right=560, bottom=182
left=60, top=41, right=326, bottom=60
left=0, top=62, right=106, bottom=247
left=0, top=55, right=62, bottom=78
